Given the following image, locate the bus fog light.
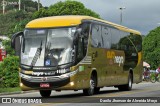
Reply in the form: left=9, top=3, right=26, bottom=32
left=20, top=83, right=23, bottom=87
left=70, top=82, right=74, bottom=86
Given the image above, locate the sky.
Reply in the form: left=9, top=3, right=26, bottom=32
left=33, top=0, right=160, bottom=35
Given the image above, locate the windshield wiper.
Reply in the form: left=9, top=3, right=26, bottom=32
left=39, top=41, right=42, bottom=57
left=30, top=40, right=43, bottom=68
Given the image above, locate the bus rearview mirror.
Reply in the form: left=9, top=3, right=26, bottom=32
left=11, top=31, right=23, bottom=56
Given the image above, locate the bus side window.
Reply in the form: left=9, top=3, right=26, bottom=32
left=91, top=24, right=102, bottom=48
left=110, top=28, right=121, bottom=49
left=76, top=23, right=90, bottom=62
left=81, top=23, right=90, bottom=55
left=102, top=26, right=111, bottom=49
left=119, top=31, right=128, bottom=50
left=130, top=34, right=142, bottom=52
left=81, top=23, right=90, bottom=37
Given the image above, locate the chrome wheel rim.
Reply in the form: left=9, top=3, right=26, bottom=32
left=129, top=77, right=132, bottom=88
left=90, top=78, right=95, bottom=93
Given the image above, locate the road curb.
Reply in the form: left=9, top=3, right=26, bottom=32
left=0, top=90, right=37, bottom=96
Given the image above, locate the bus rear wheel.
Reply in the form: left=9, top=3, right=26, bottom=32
left=83, top=74, right=96, bottom=96
left=39, top=90, right=51, bottom=97
left=118, top=73, right=133, bottom=91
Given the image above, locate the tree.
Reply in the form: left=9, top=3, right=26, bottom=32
left=0, top=0, right=42, bottom=13
left=143, top=27, right=160, bottom=69
left=0, top=10, right=31, bottom=36
left=32, top=0, right=100, bottom=19
left=0, top=0, right=39, bottom=88
left=0, top=10, right=32, bottom=56
left=0, top=56, right=19, bottom=87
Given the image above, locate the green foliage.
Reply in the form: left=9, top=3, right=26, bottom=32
left=0, top=56, right=19, bottom=88
left=0, top=10, right=31, bottom=55
left=2, top=40, right=15, bottom=56
left=0, top=11, right=16, bottom=36
left=0, top=0, right=42, bottom=12
left=143, top=26, right=160, bottom=69
left=32, top=0, right=100, bottom=19
left=0, top=0, right=40, bottom=88
left=0, top=10, right=31, bottom=37
left=0, top=87, right=21, bottom=93
left=13, top=18, right=31, bottom=33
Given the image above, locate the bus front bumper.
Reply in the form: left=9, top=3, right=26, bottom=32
left=19, top=70, right=78, bottom=91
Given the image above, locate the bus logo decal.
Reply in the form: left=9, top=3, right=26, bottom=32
left=41, top=77, right=47, bottom=81
left=107, top=51, right=115, bottom=59
left=114, top=56, right=124, bottom=66
left=107, top=51, right=124, bottom=66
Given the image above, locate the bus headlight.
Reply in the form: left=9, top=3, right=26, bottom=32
left=70, top=82, right=74, bottom=86
left=57, top=68, right=70, bottom=74
left=19, top=73, right=32, bottom=79
left=60, top=69, right=78, bottom=78
left=20, top=83, right=23, bottom=87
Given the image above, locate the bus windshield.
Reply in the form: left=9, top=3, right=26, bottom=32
left=21, top=27, right=76, bottom=67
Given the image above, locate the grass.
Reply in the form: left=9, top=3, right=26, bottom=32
left=0, top=87, right=21, bottom=93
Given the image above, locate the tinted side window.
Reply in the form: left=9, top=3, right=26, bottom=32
left=136, top=35, right=142, bottom=52
left=121, top=33, right=138, bottom=70
left=76, top=23, right=90, bottom=63
left=81, top=23, right=90, bottom=37
left=129, top=34, right=142, bottom=52
left=119, top=31, right=129, bottom=50
left=81, top=23, right=90, bottom=54
left=110, top=28, right=121, bottom=49
left=91, top=24, right=102, bottom=48
left=102, top=26, right=111, bottom=49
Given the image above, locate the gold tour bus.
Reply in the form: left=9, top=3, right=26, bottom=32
left=11, top=15, right=143, bottom=97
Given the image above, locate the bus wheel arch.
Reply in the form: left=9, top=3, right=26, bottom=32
left=83, top=70, right=98, bottom=95
left=92, top=70, right=100, bottom=94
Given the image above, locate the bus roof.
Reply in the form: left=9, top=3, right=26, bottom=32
left=26, top=15, right=141, bottom=35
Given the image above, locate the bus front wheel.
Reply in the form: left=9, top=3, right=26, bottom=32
left=39, top=90, right=51, bottom=97
left=83, top=74, right=96, bottom=96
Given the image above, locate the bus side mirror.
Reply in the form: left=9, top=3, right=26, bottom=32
left=11, top=31, right=23, bottom=56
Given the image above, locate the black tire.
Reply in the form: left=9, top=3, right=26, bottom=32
left=118, top=73, right=133, bottom=91
left=83, top=74, right=96, bottom=96
left=39, top=90, right=51, bottom=97
left=94, top=87, right=100, bottom=94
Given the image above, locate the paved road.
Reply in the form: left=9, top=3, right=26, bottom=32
left=0, top=82, right=160, bottom=106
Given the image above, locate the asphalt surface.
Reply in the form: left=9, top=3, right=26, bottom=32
left=0, top=82, right=160, bottom=106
